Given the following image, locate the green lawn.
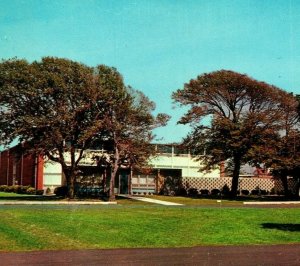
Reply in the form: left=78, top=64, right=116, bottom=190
left=0, top=192, right=34, bottom=198
left=0, top=205, right=299, bottom=251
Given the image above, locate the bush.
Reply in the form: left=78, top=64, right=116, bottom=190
left=176, top=187, right=187, bottom=196
left=241, top=189, right=249, bottom=196
left=54, top=186, right=68, bottom=197
left=251, top=189, right=259, bottom=195
left=26, top=187, right=36, bottom=195
left=200, top=189, right=210, bottom=196
left=4, top=186, right=14, bottom=193
left=0, top=185, right=8, bottom=192
left=36, top=189, right=44, bottom=195
left=0, top=185, right=39, bottom=195
left=211, top=189, right=220, bottom=196
left=10, top=185, right=20, bottom=193
left=187, top=188, right=198, bottom=197
left=18, top=186, right=31, bottom=194
left=260, top=190, right=268, bottom=195
left=221, top=184, right=230, bottom=196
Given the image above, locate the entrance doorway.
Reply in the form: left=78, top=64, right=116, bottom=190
left=119, top=173, right=129, bottom=194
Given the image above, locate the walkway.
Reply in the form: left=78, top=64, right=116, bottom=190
left=1, top=244, right=299, bottom=265
left=121, top=195, right=184, bottom=206
left=0, top=201, right=116, bottom=205
left=244, top=201, right=300, bottom=205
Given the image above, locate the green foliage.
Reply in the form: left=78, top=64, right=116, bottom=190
left=54, top=186, right=68, bottom=197
left=187, top=187, right=198, bottom=197
left=26, top=187, right=36, bottom=195
left=0, top=185, right=37, bottom=195
left=221, top=184, right=230, bottom=196
left=0, top=185, right=9, bottom=192
left=35, top=189, right=44, bottom=195
left=160, top=176, right=184, bottom=196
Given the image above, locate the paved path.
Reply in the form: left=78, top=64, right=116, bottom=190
left=1, top=244, right=299, bottom=265
left=124, top=195, right=184, bottom=206
left=244, top=201, right=300, bottom=205
left=0, top=201, right=116, bottom=205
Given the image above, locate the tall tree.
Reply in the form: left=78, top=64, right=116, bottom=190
left=251, top=94, right=300, bottom=198
left=92, top=66, right=169, bottom=200
left=173, top=70, right=293, bottom=197
left=0, top=57, right=168, bottom=199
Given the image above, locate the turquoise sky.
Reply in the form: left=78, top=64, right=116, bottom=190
left=1, top=0, right=300, bottom=143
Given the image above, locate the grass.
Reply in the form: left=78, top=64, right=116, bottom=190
left=0, top=204, right=299, bottom=251
left=0, top=192, right=35, bottom=198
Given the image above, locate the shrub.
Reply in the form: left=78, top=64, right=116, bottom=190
left=36, top=189, right=44, bottom=195
left=26, top=187, right=36, bottom=195
left=211, top=189, right=220, bottom=196
left=251, top=189, right=259, bottom=195
left=10, top=185, right=20, bottom=193
left=221, top=184, right=230, bottom=196
left=176, top=187, right=187, bottom=196
left=4, top=186, right=14, bottom=193
left=54, top=186, right=68, bottom=197
left=160, top=176, right=184, bottom=196
left=200, top=189, right=209, bottom=196
left=241, top=189, right=249, bottom=196
left=260, top=190, right=268, bottom=195
left=18, top=186, right=31, bottom=194
left=0, top=185, right=8, bottom=192
left=188, top=188, right=198, bottom=197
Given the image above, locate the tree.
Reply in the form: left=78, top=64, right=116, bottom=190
left=92, top=66, right=169, bottom=201
left=252, top=94, right=300, bottom=198
left=173, top=70, right=294, bottom=197
left=0, top=57, right=168, bottom=199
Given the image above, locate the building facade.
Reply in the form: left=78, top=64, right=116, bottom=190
left=1, top=144, right=295, bottom=195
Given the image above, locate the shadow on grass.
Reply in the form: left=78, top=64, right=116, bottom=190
left=262, top=223, right=300, bottom=232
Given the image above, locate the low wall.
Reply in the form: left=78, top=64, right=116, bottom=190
left=182, top=176, right=298, bottom=194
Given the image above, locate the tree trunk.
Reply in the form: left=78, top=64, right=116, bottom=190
left=63, top=167, right=76, bottom=199
left=280, top=173, right=289, bottom=198
left=230, top=156, right=241, bottom=198
left=102, top=168, right=107, bottom=194
left=109, top=166, right=117, bottom=201
left=109, top=138, right=120, bottom=202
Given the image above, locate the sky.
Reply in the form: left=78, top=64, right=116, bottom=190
left=1, top=0, right=300, bottom=143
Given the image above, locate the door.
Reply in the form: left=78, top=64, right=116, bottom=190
left=120, top=173, right=128, bottom=194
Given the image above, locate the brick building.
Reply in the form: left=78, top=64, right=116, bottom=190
left=0, top=145, right=44, bottom=190
left=1, top=144, right=294, bottom=195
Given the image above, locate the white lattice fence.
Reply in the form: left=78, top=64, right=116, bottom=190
left=182, top=177, right=298, bottom=193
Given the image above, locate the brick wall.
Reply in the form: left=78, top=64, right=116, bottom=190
left=0, top=146, right=44, bottom=189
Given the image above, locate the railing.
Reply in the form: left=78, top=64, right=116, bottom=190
left=132, top=175, right=156, bottom=194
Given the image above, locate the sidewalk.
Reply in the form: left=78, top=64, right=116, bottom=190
left=0, top=201, right=116, bottom=205
left=1, top=244, right=299, bottom=265
left=244, top=201, right=300, bottom=205
left=122, top=195, right=184, bottom=206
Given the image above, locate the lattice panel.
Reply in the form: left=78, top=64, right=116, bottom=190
left=182, top=177, right=297, bottom=193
